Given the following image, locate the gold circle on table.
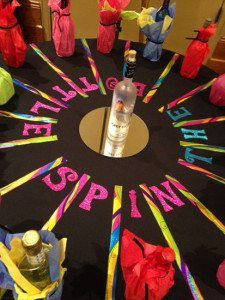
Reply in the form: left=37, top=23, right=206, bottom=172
left=79, top=107, right=149, bottom=158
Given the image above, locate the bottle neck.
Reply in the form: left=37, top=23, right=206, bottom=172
left=123, top=77, right=133, bottom=84
left=156, top=0, right=170, bottom=21
left=162, top=0, right=170, bottom=9
left=26, top=248, right=46, bottom=266
left=61, top=0, right=67, bottom=9
left=124, top=59, right=136, bottom=82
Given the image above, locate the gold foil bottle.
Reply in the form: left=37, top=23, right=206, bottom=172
left=18, top=230, right=51, bottom=290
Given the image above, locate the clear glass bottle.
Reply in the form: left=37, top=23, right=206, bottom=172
left=18, top=230, right=51, bottom=290
left=103, top=137, right=126, bottom=158
left=107, top=50, right=137, bottom=142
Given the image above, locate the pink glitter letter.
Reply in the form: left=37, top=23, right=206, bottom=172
left=42, top=167, right=78, bottom=192
left=30, top=101, right=61, bottom=114
left=129, top=190, right=142, bottom=218
left=150, top=181, right=185, bottom=212
left=134, top=82, right=147, bottom=97
left=106, top=77, right=119, bottom=91
left=79, top=77, right=98, bottom=93
left=23, top=123, right=52, bottom=137
left=52, top=86, right=77, bottom=102
left=79, top=183, right=108, bottom=211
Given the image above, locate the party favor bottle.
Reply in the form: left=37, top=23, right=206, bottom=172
left=107, top=50, right=137, bottom=142
left=18, top=230, right=51, bottom=290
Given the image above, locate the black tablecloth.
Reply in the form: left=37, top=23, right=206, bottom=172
left=0, top=39, right=225, bottom=299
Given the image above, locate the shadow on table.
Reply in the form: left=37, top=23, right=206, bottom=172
left=10, top=219, right=43, bottom=233
left=138, top=142, right=170, bottom=171
left=0, top=152, right=9, bottom=188
left=185, top=245, right=225, bottom=296
left=214, top=155, right=225, bottom=168
left=62, top=51, right=90, bottom=70
left=65, top=264, right=105, bottom=299
left=7, top=62, right=50, bottom=86
left=63, top=243, right=107, bottom=299
left=167, top=277, right=192, bottom=299
left=0, top=93, right=18, bottom=113
left=200, top=181, right=225, bottom=224
left=0, top=97, right=20, bottom=188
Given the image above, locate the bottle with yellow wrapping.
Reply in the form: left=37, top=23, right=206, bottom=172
left=18, top=230, right=51, bottom=290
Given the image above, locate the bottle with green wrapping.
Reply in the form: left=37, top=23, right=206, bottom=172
left=107, top=50, right=137, bottom=143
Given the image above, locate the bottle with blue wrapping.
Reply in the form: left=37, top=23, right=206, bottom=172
left=156, top=0, right=171, bottom=22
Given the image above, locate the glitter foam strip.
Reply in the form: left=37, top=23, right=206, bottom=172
left=81, top=39, right=106, bottom=95
left=30, top=43, right=88, bottom=98
left=143, top=53, right=180, bottom=104
left=178, top=159, right=225, bottom=185
left=0, top=156, right=66, bottom=196
left=105, top=186, right=123, bottom=300
left=0, top=136, right=58, bottom=149
left=42, top=174, right=90, bottom=231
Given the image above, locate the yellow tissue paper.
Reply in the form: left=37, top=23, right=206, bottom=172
left=137, top=7, right=155, bottom=29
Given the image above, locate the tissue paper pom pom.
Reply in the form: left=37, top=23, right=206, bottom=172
left=121, top=229, right=175, bottom=300
left=217, top=259, right=225, bottom=289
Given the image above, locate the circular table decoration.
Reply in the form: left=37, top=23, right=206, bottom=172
left=79, top=107, right=150, bottom=158
left=0, top=39, right=225, bottom=299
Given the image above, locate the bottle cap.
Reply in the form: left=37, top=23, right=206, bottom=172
left=22, top=230, right=42, bottom=256
left=203, top=18, right=212, bottom=28
left=128, top=50, right=137, bottom=60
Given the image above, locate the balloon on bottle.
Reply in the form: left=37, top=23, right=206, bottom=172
left=209, top=74, right=225, bottom=106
